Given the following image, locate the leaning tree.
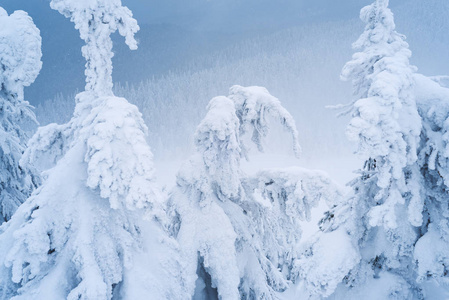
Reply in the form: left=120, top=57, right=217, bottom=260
left=169, top=85, right=341, bottom=299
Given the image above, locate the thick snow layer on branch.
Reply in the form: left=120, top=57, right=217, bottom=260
left=193, top=97, right=243, bottom=201
left=229, top=85, right=301, bottom=158
left=21, top=122, right=73, bottom=173
left=415, top=74, right=449, bottom=185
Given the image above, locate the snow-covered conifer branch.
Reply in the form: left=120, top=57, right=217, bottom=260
left=229, top=85, right=302, bottom=158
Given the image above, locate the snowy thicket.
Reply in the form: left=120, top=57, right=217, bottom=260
left=0, top=7, right=41, bottom=223
left=296, top=0, right=424, bottom=298
left=0, top=1, right=184, bottom=299
left=169, top=86, right=342, bottom=299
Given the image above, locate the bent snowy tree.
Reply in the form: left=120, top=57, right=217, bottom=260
left=0, top=7, right=41, bottom=223
left=0, top=1, right=185, bottom=299
left=169, top=86, right=341, bottom=299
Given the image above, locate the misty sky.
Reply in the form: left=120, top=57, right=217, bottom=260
left=3, top=0, right=377, bottom=29
left=0, top=0, right=431, bottom=104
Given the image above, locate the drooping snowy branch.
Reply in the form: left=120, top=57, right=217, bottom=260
left=50, top=0, right=139, bottom=96
left=20, top=122, right=73, bottom=173
left=229, top=85, right=302, bottom=158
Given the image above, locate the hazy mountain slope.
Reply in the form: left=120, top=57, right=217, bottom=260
left=0, top=0, right=374, bottom=104
left=36, top=19, right=361, bottom=163
left=3, top=0, right=444, bottom=106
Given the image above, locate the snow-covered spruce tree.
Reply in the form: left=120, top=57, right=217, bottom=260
left=0, top=8, right=41, bottom=223
left=0, top=1, right=185, bottom=299
left=413, top=74, right=449, bottom=291
left=296, top=0, right=424, bottom=298
left=169, top=86, right=342, bottom=299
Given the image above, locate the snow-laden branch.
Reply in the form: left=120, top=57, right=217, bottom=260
left=193, top=96, right=243, bottom=201
left=50, top=0, right=139, bottom=96
left=249, top=167, right=342, bottom=222
left=229, top=85, right=301, bottom=158
left=81, top=94, right=163, bottom=215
